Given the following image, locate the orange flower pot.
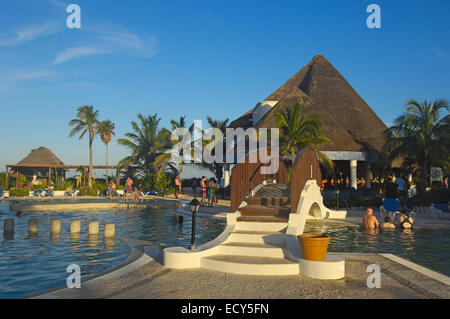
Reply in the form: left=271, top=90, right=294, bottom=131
left=297, top=234, right=330, bottom=261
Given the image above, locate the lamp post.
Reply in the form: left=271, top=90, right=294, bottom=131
left=189, top=198, right=200, bottom=251
left=335, top=188, right=340, bottom=209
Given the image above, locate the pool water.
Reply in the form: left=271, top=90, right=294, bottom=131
left=0, top=201, right=226, bottom=298
left=304, top=223, right=450, bottom=277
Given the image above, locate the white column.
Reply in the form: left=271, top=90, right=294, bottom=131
left=365, top=162, right=371, bottom=189
left=224, top=164, right=230, bottom=187
left=350, top=160, right=357, bottom=189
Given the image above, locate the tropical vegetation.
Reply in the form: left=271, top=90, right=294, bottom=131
left=384, top=98, right=449, bottom=188
left=275, top=101, right=334, bottom=171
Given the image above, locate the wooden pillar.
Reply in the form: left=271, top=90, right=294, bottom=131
left=48, top=167, right=51, bottom=185
left=16, top=171, right=19, bottom=188
left=5, top=166, right=8, bottom=190
left=116, top=167, right=120, bottom=186
left=83, top=168, right=86, bottom=188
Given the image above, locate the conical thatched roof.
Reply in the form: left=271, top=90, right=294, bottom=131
left=17, top=147, right=65, bottom=166
left=229, top=55, right=388, bottom=154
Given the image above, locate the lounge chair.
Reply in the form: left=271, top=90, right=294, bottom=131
left=430, top=204, right=450, bottom=220
left=45, top=188, right=55, bottom=197
left=33, top=190, right=44, bottom=197
left=379, top=198, right=401, bottom=222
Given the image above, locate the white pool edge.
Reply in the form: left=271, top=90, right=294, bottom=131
left=380, top=253, right=450, bottom=286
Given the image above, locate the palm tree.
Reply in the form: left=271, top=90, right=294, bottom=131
left=274, top=101, right=333, bottom=170
left=155, top=116, right=195, bottom=190
left=385, top=98, right=449, bottom=188
left=117, top=113, right=173, bottom=176
left=97, top=120, right=116, bottom=182
left=199, top=117, right=230, bottom=183
left=69, top=105, right=100, bottom=187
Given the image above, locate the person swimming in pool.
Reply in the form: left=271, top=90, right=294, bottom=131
left=381, top=216, right=396, bottom=230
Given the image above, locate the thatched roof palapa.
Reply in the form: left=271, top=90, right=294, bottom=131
left=229, top=55, right=388, bottom=157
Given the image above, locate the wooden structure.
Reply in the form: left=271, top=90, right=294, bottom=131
left=230, top=151, right=288, bottom=212
left=230, top=147, right=321, bottom=216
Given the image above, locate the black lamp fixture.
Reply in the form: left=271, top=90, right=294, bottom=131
left=189, top=198, right=200, bottom=250
left=189, top=198, right=200, bottom=214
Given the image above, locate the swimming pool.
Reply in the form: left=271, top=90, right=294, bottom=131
left=304, top=223, right=450, bottom=277
left=0, top=201, right=226, bottom=298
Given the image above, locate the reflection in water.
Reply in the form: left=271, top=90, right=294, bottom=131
left=103, top=238, right=115, bottom=252
left=3, top=232, right=14, bottom=241
left=50, top=233, right=61, bottom=242
left=87, top=234, right=99, bottom=247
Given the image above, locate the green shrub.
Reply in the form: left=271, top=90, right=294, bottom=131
left=9, top=188, right=30, bottom=197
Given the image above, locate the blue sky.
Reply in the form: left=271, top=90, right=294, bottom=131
left=0, top=0, right=449, bottom=178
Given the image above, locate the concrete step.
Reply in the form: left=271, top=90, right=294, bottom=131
left=240, top=205, right=290, bottom=217
left=235, top=220, right=288, bottom=232
left=219, top=242, right=286, bottom=258
left=247, top=197, right=291, bottom=206
left=228, top=230, right=285, bottom=245
left=201, top=254, right=299, bottom=275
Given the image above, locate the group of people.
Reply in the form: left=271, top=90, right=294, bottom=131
left=107, top=177, right=139, bottom=203
left=200, top=176, right=218, bottom=207
left=363, top=208, right=414, bottom=232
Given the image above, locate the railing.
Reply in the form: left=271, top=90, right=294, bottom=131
left=230, top=151, right=288, bottom=212
left=290, top=148, right=322, bottom=214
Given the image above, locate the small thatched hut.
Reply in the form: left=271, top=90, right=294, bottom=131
left=6, top=147, right=66, bottom=187
left=227, top=55, right=389, bottom=188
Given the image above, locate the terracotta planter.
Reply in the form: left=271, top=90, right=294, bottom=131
left=297, top=234, right=330, bottom=261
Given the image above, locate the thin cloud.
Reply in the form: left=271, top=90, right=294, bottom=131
left=101, top=32, right=158, bottom=58
left=10, top=70, right=56, bottom=81
left=0, top=23, right=60, bottom=47
left=54, top=47, right=110, bottom=65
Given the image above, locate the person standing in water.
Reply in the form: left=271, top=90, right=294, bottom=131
left=362, top=208, right=379, bottom=230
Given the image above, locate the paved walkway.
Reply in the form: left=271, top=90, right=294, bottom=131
left=38, top=250, right=449, bottom=299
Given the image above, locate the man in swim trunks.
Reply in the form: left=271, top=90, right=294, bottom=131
left=362, top=208, right=379, bottom=230
left=200, top=176, right=207, bottom=206
left=125, top=177, right=133, bottom=203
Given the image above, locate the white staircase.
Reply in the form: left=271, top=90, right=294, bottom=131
left=200, top=221, right=300, bottom=275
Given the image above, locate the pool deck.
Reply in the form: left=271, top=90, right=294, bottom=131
left=33, top=241, right=450, bottom=299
